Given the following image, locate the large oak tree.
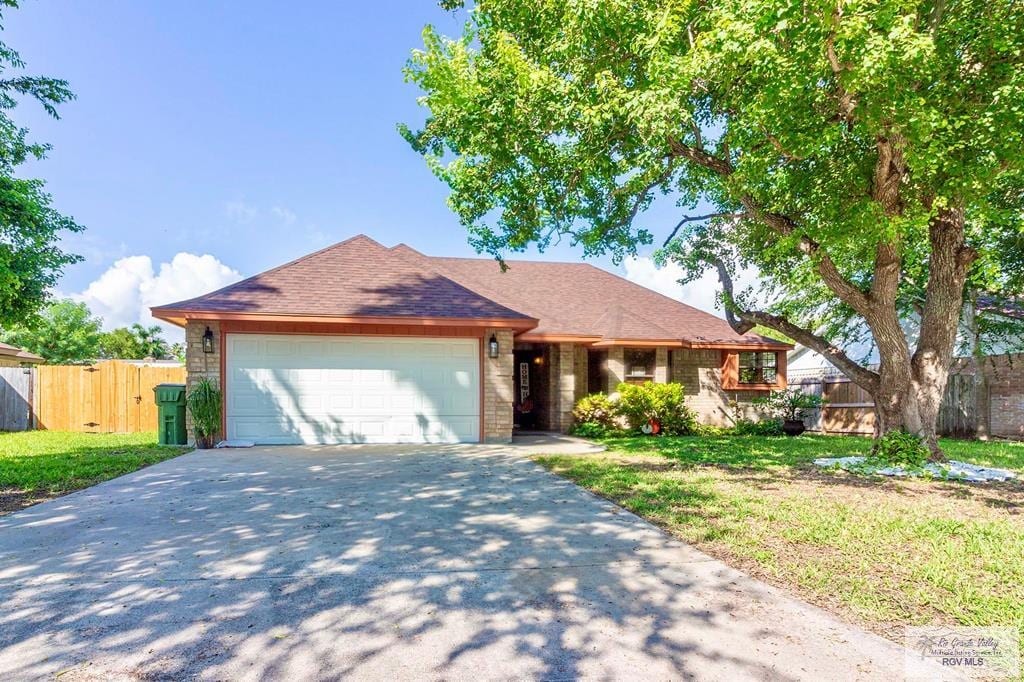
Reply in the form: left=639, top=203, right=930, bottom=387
left=403, top=0, right=1024, bottom=456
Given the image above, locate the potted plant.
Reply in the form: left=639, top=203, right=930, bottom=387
left=186, top=377, right=222, bottom=449
left=754, top=388, right=825, bottom=436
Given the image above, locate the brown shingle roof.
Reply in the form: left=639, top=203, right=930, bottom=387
left=395, top=246, right=782, bottom=346
left=153, top=234, right=785, bottom=347
left=152, top=235, right=534, bottom=323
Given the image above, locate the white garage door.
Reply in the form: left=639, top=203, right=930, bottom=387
left=226, top=334, right=480, bottom=444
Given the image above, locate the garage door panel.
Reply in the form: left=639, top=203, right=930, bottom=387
left=226, top=334, right=479, bottom=444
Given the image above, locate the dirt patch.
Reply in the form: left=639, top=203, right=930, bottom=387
left=0, top=488, right=59, bottom=516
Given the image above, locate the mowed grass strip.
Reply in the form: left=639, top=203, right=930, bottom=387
left=535, top=434, right=1024, bottom=642
left=0, top=431, right=188, bottom=514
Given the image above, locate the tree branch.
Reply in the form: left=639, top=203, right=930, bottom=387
left=710, top=254, right=881, bottom=392
left=665, top=137, right=874, bottom=317
left=620, top=158, right=675, bottom=228
left=662, top=212, right=747, bottom=248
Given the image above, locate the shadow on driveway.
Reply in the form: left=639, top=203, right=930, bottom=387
left=0, top=441, right=919, bottom=680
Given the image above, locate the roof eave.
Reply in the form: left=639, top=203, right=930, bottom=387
left=150, top=308, right=539, bottom=331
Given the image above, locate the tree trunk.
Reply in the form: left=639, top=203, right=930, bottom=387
left=911, top=207, right=976, bottom=459
left=864, top=207, right=976, bottom=460
left=693, top=133, right=976, bottom=460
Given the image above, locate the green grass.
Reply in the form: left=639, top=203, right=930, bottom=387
left=536, top=434, right=1024, bottom=642
left=596, top=433, right=1024, bottom=472
left=0, top=430, right=187, bottom=496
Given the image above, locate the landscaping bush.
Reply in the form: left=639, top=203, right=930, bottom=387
left=693, top=423, right=730, bottom=437
left=874, top=430, right=930, bottom=468
left=570, top=421, right=614, bottom=439
left=572, top=393, right=617, bottom=428
left=614, top=382, right=697, bottom=435
left=733, top=418, right=784, bottom=436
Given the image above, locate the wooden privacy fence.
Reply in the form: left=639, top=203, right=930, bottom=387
left=33, top=361, right=186, bottom=433
left=792, top=370, right=983, bottom=437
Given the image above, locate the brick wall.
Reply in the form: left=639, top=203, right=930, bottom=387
left=483, top=329, right=515, bottom=442
left=654, top=347, right=669, bottom=383
left=671, top=349, right=763, bottom=426
left=950, top=353, right=1024, bottom=439
left=184, top=320, right=221, bottom=443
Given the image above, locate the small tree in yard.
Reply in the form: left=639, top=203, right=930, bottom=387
left=99, top=324, right=172, bottom=360
left=403, top=0, right=1024, bottom=459
left=1, top=298, right=100, bottom=363
left=754, top=389, right=825, bottom=436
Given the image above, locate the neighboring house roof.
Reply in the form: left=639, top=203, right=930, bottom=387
left=152, top=234, right=788, bottom=349
left=0, top=341, right=44, bottom=364
left=978, top=294, right=1024, bottom=320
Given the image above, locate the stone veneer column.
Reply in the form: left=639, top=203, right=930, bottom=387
left=185, top=320, right=222, bottom=444
left=606, top=346, right=625, bottom=393
left=483, top=329, right=514, bottom=442
left=654, top=347, right=669, bottom=383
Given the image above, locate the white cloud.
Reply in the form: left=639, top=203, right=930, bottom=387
left=622, top=256, right=760, bottom=315
left=72, top=253, right=242, bottom=341
left=224, top=201, right=299, bottom=227
left=224, top=200, right=258, bottom=224
left=271, top=205, right=297, bottom=225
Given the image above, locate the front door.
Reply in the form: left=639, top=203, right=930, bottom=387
left=513, top=350, right=541, bottom=430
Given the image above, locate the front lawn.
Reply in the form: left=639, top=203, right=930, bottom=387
left=536, top=434, right=1024, bottom=643
left=0, top=431, right=188, bottom=515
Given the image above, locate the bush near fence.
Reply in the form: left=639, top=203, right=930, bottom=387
left=0, top=360, right=185, bottom=433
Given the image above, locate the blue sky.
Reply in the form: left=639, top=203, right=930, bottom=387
left=9, top=1, right=713, bottom=339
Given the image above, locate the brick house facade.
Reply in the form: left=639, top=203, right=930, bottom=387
left=156, top=235, right=790, bottom=445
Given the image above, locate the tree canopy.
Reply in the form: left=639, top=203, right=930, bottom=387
left=403, top=0, right=1024, bottom=452
left=1, top=298, right=100, bottom=363
left=0, top=0, right=83, bottom=327
left=98, top=324, right=173, bottom=361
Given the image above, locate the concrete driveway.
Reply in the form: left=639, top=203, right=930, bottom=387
left=0, top=437, right=923, bottom=680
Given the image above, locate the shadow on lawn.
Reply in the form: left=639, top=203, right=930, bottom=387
left=599, top=435, right=1024, bottom=509
left=0, top=445, right=804, bottom=680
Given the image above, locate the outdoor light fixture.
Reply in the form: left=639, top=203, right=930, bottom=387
left=202, top=326, right=215, bottom=354
left=488, top=334, right=499, bottom=358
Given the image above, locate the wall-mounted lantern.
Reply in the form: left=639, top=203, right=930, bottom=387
left=488, top=334, right=499, bottom=359
left=202, top=326, right=215, bottom=354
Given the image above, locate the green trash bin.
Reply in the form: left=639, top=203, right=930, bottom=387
left=154, top=383, right=188, bottom=445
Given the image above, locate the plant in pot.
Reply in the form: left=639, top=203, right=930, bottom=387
left=753, top=388, right=825, bottom=437
left=186, top=377, right=222, bottom=449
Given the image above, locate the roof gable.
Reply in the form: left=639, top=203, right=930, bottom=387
left=152, top=235, right=534, bottom=323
